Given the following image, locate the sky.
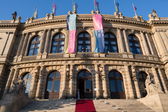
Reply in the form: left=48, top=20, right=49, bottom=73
left=0, top=0, right=167, bottom=22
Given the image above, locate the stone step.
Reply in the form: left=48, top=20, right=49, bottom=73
left=20, top=99, right=156, bottom=112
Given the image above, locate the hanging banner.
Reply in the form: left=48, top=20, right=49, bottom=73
left=66, top=14, right=77, bottom=53
left=93, top=14, right=104, bottom=53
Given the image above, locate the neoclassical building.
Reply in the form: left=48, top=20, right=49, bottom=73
left=0, top=10, right=168, bottom=100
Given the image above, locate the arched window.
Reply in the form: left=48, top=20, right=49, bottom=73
left=45, top=71, right=61, bottom=99
left=27, top=36, right=40, bottom=56
left=137, top=71, right=147, bottom=97
left=128, top=34, right=142, bottom=54
left=22, top=73, right=32, bottom=94
left=77, top=32, right=91, bottom=52
left=108, top=70, right=125, bottom=99
left=104, top=32, right=118, bottom=53
left=51, top=33, right=65, bottom=53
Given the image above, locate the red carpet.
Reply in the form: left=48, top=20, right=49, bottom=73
left=75, top=100, right=96, bottom=112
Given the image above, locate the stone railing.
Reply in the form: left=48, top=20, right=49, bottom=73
left=48, top=53, right=64, bottom=59
left=20, top=53, right=160, bottom=62
left=22, top=56, right=36, bottom=61
left=133, top=54, right=159, bottom=61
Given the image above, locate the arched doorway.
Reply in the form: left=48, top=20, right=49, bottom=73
left=137, top=71, right=147, bottom=97
left=108, top=70, right=125, bottom=99
left=45, top=71, right=61, bottom=99
left=22, top=73, right=32, bottom=94
left=77, top=70, right=93, bottom=99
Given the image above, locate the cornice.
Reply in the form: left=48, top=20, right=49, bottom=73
left=0, top=23, right=20, bottom=28
left=23, top=14, right=151, bottom=29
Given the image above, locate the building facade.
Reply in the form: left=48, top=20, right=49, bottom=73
left=0, top=11, right=168, bottom=100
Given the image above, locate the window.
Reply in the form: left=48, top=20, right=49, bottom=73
left=77, top=32, right=91, bottom=52
left=22, top=73, right=32, bottom=94
left=27, top=36, right=40, bottom=56
left=51, top=33, right=65, bottom=53
left=128, top=34, right=142, bottom=54
left=104, top=32, right=118, bottom=53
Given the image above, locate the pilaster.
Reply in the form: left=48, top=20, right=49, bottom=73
left=132, top=66, right=141, bottom=98
left=124, top=65, right=135, bottom=99
left=117, top=29, right=125, bottom=53
left=35, top=66, right=45, bottom=98
left=101, top=65, right=109, bottom=98
left=4, top=68, right=15, bottom=94
left=123, top=29, right=130, bottom=53
left=95, top=64, right=101, bottom=98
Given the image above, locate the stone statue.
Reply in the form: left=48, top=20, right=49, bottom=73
left=148, top=9, right=159, bottom=20
left=12, top=11, right=17, bottom=21
left=145, top=75, right=163, bottom=96
left=151, top=9, right=158, bottom=18
left=10, top=77, right=26, bottom=95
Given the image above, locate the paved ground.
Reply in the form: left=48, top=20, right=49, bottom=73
left=20, top=99, right=155, bottom=112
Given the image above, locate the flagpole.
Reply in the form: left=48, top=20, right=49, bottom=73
left=132, top=3, right=137, bottom=17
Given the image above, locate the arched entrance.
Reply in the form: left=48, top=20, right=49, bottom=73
left=22, top=73, right=32, bottom=94
left=137, top=71, right=147, bottom=97
left=77, top=70, right=93, bottom=99
left=45, top=71, right=61, bottom=99
left=108, top=70, right=125, bottom=99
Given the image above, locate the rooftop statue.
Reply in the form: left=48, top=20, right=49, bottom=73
left=12, top=11, right=17, bottom=21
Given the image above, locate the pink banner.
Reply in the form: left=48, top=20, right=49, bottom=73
left=68, top=30, right=76, bottom=53
left=93, top=14, right=103, bottom=30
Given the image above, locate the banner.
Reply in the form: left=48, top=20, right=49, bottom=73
left=93, top=14, right=104, bottom=53
left=66, top=14, right=77, bottom=53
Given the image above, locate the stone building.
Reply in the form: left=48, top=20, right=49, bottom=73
left=0, top=10, right=168, bottom=101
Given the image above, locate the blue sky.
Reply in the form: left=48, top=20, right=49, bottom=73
left=0, top=0, right=167, bottom=21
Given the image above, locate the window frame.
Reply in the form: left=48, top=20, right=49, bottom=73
left=128, top=34, right=142, bottom=54
left=50, top=33, right=65, bottom=53
left=104, top=32, right=118, bottom=53
left=27, top=36, right=40, bottom=56
left=77, top=32, right=91, bottom=52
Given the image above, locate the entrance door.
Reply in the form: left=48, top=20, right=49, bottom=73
left=45, top=71, right=61, bottom=99
left=77, top=70, right=93, bottom=99
left=108, top=70, right=125, bottom=99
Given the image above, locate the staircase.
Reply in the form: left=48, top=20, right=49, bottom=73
left=94, top=99, right=155, bottom=112
left=19, top=99, right=76, bottom=112
left=19, top=99, right=156, bottom=112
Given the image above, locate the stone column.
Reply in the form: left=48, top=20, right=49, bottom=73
left=20, top=33, right=29, bottom=56
left=101, top=65, right=108, bottom=98
left=117, top=29, right=125, bottom=53
left=145, top=33, right=154, bottom=55
left=165, top=64, right=168, bottom=80
left=69, top=64, right=74, bottom=98
left=123, top=29, right=130, bottom=52
left=29, top=67, right=39, bottom=98
left=16, top=34, right=25, bottom=56
left=59, top=65, right=68, bottom=98
left=152, top=67, right=163, bottom=92
left=39, top=30, right=47, bottom=54
left=153, top=32, right=167, bottom=56
left=4, top=68, right=15, bottom=94
left=158, top=68, right=168, bottom=93
left=160, top=32, right=168, bottom=51
left=140, top=32, right=150, bottom=55
left=132, top=66, right=141, bottom=98
left=124, top=65, right=135, bottom=99
left=9, top=67, right=19, bottom=90
left=64, top=30, right=69, bottom=53
left=36, top=66, right=45, bottom=98
left=44, top=29, right=52, bottom=54
left=95, top=64, right=101, bottom=98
